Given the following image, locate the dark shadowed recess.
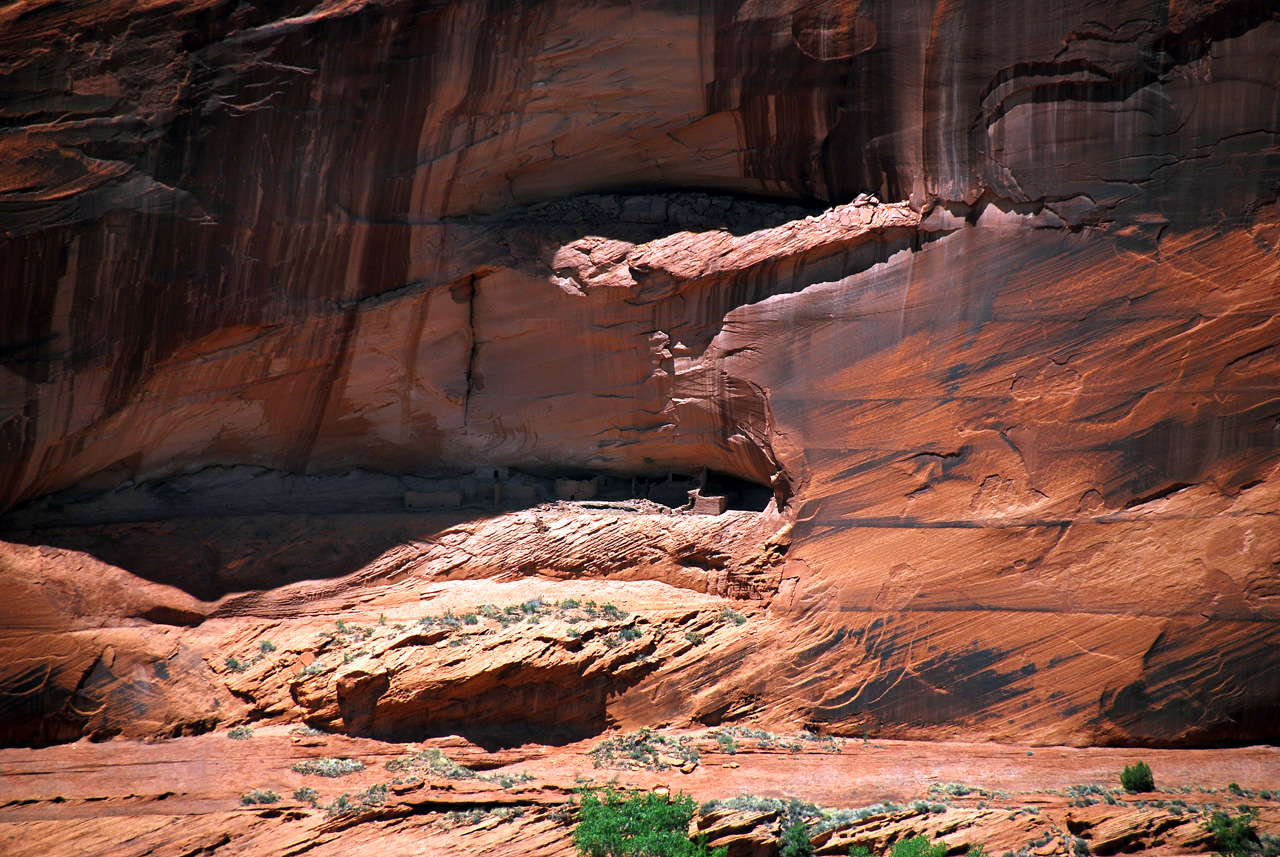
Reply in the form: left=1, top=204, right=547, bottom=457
left=336, top=661, right=662, bottom=750
left=0, top=467, right=774, bottom=605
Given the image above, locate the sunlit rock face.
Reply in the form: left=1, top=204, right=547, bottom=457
left=1, top=0, right=1278, bottom=747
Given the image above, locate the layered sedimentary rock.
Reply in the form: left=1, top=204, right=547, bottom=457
left=2, top=0, right=1279, bottom=749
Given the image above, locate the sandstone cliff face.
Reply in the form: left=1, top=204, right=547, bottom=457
left=1, top=0, right=1279, bottom=748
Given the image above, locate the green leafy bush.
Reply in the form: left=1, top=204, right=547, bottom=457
left=890, top=836, right=948, bottom=857
left=1121, top=761, right=1154, bottom=793
left=294, top=787, right=319, bottom=804
left=259, top=640, right=277, bottom=653
left=1204, top=809, right=1260, bottom=857
left=224, top=656, right=249, bottom=673
left=574, top=789, right=725, bottom=857
left=685, top=631, right=706, bottom=645
left=227, top=726, right=253, bottom=740
left=780, top=821, right=814, bottom=857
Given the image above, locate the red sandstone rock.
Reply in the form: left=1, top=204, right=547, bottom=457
left=1, top=0, right=1278, bottom=759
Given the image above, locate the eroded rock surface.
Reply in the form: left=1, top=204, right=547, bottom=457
left=1, top=0, right=1279, bottom=754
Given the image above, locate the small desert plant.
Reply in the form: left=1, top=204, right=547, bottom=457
left=718, top=608, right=747, bottom=626
left=461, top=612, right=479, bottom=625
left=1121, top=761, right=1155, bottom=793
left=291, top=757, right=365, bottom=777
left=619, top=626, right=643, bottom=641
left=385, top=748, right=476, bottom=780
left=294, top=787, right=319, bottom=804
left=227, top=726, right=253, bottom=740
left=241, top=789, right=281, bottom=805
left=259, top=640, right=277, bottom=653
left=224, top=655, right=250, bottom=673
left=685, top=631, right=706, bottom=645
left=560, top=599, right=582, bottom=609
left=600, top=603, right=627, bottom=620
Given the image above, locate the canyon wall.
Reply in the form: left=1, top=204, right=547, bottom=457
left=1, top=0, right=1278, bottom=747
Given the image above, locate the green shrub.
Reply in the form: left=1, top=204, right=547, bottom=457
left=601, top=603, right=627, bottom=620
left=890, top=836, right=948, bottom=857
left=619, top=626, right=643, bottom=641
left=781, top=821, right=814, bottom=857
left=224, top=655, right=249, bottom=673
left=685, top=631, right=706, bottom=645
left=228, top=726, right=253, bottom=740
left=1121, top=762, right=1154, bottom=793
left=1204, top=809, right=1260, bottom=857
left=561, top=599, right=582, bottom=609
left=259, top=640, right=277, bottom=653
left=573, top=789, right=725, bottom=857
left=294, top=787, right=319, bottom=804
left=241, top=788, right=280, bottom=805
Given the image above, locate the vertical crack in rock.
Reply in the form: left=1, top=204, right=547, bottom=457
left=460, top=275, right=478, bottom=427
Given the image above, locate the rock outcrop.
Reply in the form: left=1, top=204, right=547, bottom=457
left=1, top=0, right=1279, bottom=751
